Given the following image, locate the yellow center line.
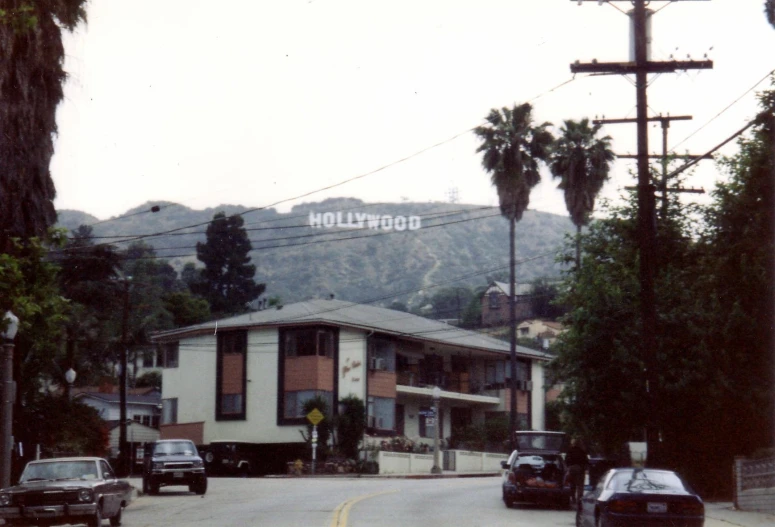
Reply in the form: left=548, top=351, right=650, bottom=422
left=330, top=490, right=399, bottom=527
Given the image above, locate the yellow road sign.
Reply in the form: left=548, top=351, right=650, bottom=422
left=307, top=408, right=325, bottom=425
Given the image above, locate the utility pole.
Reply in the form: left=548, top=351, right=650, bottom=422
left=571, top=0, right=712, bottom=468
left=119, top=278, right=130, bottom=477
left=594, top=115, right=710, bottom=217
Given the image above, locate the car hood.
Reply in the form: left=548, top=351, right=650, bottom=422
left=152, top=454, right=202, bottom=463
left=3, top=479, right=101, bottom=493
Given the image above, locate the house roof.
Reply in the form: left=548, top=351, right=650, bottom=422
left=152, top=298, right=552, bottom=361
left=76, top=391, right=161, bottom=406
left=491, top=281, right=533, bottom=296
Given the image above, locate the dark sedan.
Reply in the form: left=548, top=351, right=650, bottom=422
left=576, top=467, right=704, bottom=527
left=0, top=457, right=131, bottom=527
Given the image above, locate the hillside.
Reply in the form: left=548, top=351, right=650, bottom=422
left=56, top=198, right=574, bottom=308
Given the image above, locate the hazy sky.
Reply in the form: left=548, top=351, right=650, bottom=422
left=51, top=0, right=775, bottom=220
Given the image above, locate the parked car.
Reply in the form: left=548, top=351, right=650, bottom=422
left=0, top=456, right=131, bottom=527
left=142, top=439, right=207, bottom=495
left=199, top=440, right=260, bottom=477
left=501, top=431, right=571, bottom=509
left=576, top=467, right=704, bottom=527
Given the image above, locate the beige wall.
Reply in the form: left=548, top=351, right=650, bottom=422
left=338, top=328, right=367, bottom=400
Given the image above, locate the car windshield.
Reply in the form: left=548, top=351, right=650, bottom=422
left=515, top=433, right=565, bottom=452
left=608, top=469, right=687, bottom=492
left=154, top=441, right=197, bottom=456
left=20, top=461, right=99, bottom=482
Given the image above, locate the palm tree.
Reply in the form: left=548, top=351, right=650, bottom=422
left=767, top=0, right=775, bottom=28
left=474, top=103, right=553, bottom=442
left=0, top=1, right=87, bottom=253
left=549, top=118, right=615, bottom=268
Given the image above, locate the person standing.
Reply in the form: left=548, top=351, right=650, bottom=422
left=565, top=438, right=589, bottom=504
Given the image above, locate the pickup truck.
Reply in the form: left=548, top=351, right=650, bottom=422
left=142, top=439, right=207, bottom=495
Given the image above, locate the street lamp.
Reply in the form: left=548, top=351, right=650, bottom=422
left=64, top=368, right=76, bottom=401
left=431, top=386, right=442, bottom=474
left=1, top=311, right=19, bottom=489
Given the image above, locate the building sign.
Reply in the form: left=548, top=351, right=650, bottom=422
left=309, top=211, right=421, bottom=231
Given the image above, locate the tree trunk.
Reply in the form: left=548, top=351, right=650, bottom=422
left=575, top=224, right=582, bottom=270
left=509, top=216, right=518, bottom=448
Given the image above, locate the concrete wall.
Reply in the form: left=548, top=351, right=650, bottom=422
left=375, top=449, right=507, bottom=475
left=734, top=456, right=775, bottom=513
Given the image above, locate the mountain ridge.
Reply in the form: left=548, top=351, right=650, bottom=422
left=56, top=198, right=575, bottom=307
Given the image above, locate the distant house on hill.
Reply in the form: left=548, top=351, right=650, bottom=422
left=517, top=319, right=565, bottom=350
left=481, top=281, right=535, bottom=327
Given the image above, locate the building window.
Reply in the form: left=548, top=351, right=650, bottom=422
left=367, top=396, right=395, bottom=431
left=162, top=398, right=178, bottom=425
left=367, top=336, right=396, bottom=372
left=284, top=390, right=333, bottom=419
left=283, top=327, right=335, bottom=357
left=158, top=342, right=179, bottom=368
left=216, top=331, right=247, bottom=421
left=519, top=327, right=529, bottom=336
left=489, top=291, right=500, bottom=309
left=142, top=349, right=155, bottom=368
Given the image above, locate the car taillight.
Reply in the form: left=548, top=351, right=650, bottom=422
left=608, top=499, right=639, bottom=513
left=673, top=500, right=704, bottom=515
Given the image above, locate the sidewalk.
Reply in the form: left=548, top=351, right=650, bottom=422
left=705, top=502, right=775, bottom=527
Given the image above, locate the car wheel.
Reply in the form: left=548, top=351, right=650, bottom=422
left=194, top=477, right=208, bottom=495
left=110, top=506, right=123, bottom=527
left=87, top=504, right=103, bottom=527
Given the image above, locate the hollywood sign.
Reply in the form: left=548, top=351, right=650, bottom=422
left=308, top=211, right=422, bottom=231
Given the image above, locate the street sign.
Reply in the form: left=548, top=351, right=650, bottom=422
left=307, top=408, right=324, bottom=426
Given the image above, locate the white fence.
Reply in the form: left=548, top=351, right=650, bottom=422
left=376, top=449, right=507, bottom=475
left=734, top=456, right=775, bottom=513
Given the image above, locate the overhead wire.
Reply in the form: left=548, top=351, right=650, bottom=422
left=62, top=74, right=582, bottom=250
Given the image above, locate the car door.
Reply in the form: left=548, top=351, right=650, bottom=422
left=99, top=460, right=120, bottom=517
left=578, top=473, right=606, bottom=526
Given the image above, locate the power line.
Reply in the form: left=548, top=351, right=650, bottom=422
left=669, top=67, right=775, bottom=152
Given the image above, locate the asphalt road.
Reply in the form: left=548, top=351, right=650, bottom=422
left=119, top=476, right=755, bottom=527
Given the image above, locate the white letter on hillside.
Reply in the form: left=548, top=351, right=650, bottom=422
left=408, top=216, right=421, bottom=230
left=309, top=212, right=322, bottom=228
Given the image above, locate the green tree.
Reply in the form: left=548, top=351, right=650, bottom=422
left=163, top=291, right=210, bottom=327
left=0, top=236, right=69, bottom=459
left=529, top=278, right=565, bottom=320
left=428, top=287, right=473, bottom=320
left=16, top=395, right=109, bottom=462
left=549, top=118, right=615, bottom=268
left=193, top=212, right=265, bottom=316
left=336, top=395, right=366, bottom=459
left=135, top=370, right=162, bottom=391
left=474, top=102, right=553, bottom=441
left=766, top=0, right=774, bottom=28
left=54, top=226, right=122, bottom=388
left=0, top=1, right=87, bottom=253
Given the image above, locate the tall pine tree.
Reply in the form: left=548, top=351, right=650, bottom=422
left=193, top=212, right=265, bottom=316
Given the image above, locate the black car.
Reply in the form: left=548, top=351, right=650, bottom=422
left=576, top=467, right=704, bottom=527
left=199, top=441, right=260, bottom=477
left=142, top=439, right=207, bottom=495
left=0, top=457, right=131, bottom=527
left=501, top=431, right=572, bottom=509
